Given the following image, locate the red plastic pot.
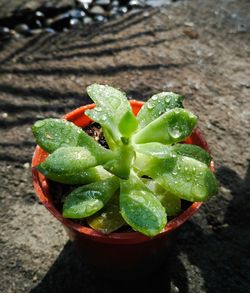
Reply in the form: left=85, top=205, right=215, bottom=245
left=32, top=100, right=214, bottom=277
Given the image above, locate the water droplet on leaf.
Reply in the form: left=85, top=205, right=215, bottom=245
left=147, top=102, right=154, bottom=109
left=170, top=129, right=181, bottom=138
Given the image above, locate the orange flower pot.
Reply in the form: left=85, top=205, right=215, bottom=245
left=32, top=100, right=214, bottom=277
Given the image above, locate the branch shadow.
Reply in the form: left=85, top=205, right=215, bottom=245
left=53, top=27, right=171, bottom=54
left=0, top=63, right=187, bottom=77
left=29, top=241, right=188, bottom=293
left=22, top=37, right=179, bottom=64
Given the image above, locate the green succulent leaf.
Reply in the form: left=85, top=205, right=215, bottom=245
left=137, top=92, right=184, bottom=129
left=62, top=176, right=119, bottom=218
left=133, top=108, right=197, bottom=145
left=143, top=155, right=218, bottom=202
left=143, top=179, right=181, bottom=216
left=37, top=147, right=101, bottom=178
left=171, top=144, right=212, bottom=165
left=87, top=202, right=125, bottom=234
left=37, top=166, right=111, bottom=185
left=120, top=173, right=167, bottom=237
left=135, top=142, right=212, bottom=166
left=118, top=110, right=138, bottom=138
left=135, top=142, right=172, bottom=158
left=32, top=118, right=102, bottom=154
left=85, top=84, right=132, bottom=145
left=32, top=119, right=83, bottom=153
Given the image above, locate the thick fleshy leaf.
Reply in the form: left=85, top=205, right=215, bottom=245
left=143, top=179, right=181, bottom=216
left=143, top=155, right=218, bottom=202
left=87, top=202, right=125, bottom=234
left=32, top=118, right=105, bottom=154
left=37, top=166, right=111, bottom=185
left=37, top=147, right=99, bottom=178
left=104, top=145, right=135, bottom=179
left=120, top=173, right=167, bottom=237
left=133, top=108, right=197, bottom=145
left=32, top=118, right=113, bottom=164
left=85, top=84, right=132, bottom=145
left=118, top=110, right=138, bottom=138
left=137, top=92, right=184, bottom=129
left=62, top=176, right=119, bottom=218
left=135, top=142, right=172, bottom=158
left=135, top=142, right=212, bottom=165
left=32, top=119, right=82, bottom=153
left=172, top=144, right=212, bottom=165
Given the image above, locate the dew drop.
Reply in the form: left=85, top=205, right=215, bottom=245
left=95, top=107, right=102, bottom=112
left=184, top=167, right=188, bottom=171
left=165, top=97, right=170, bottom=103
left=170, top=129, right=181, bottom=138
left=147, top=102, right=154, bottom=109
left=152, top=96, right=158, bottom=100
left=172, top=171, right=177, bottom=176
left=192, top=167, right=196, bottom=171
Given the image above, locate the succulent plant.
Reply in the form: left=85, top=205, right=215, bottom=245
left=32, top=84, right=218, bottom=237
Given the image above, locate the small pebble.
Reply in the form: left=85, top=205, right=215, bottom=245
left=94, top=15, right=106, bottom=22
left=95, top=0, right=111, bottom=6
left=23, top=162, right=30, bottom=169
left=15, top=23, right=32, bottom=36
left=76, top=0, right=93, bottom=4
left=68, top=9, right=85, bottom=19
left=129, top=0, right=145, bottom=8
left=90, top=6, right=106, bottom=15
left=83, top=16, right=93, bottom=24
left=183, top=28, right=199, bottom=39
left=35, top=11, right=45, bottom=18
left=111, top=1, right=119, bottom=7
left=70, top=18, right=81, bottom=27
left=2, top=112, right=8, bottom=118
left=184, top=22, right=194, bottom=27
left=117, top=6, right=128, bottom=14
left=44, top=28, right=55, bottom=33
left=0, top=26, right=10, bottom=35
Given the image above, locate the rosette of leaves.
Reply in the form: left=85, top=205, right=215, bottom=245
left=32, top=84, right=218, bottom=237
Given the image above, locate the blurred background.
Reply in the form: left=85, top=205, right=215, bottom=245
left=0, top=0, right=249, bottom=292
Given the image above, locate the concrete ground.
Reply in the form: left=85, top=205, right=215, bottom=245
left=0, top=0, right=250, bottom=292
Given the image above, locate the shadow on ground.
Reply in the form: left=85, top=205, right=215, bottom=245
left=29, top=240, right=188, bottom=293
left=30, top=162, right=250, bottom=293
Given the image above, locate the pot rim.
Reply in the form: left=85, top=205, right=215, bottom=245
left=32, top=100, right=213, bottom=244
